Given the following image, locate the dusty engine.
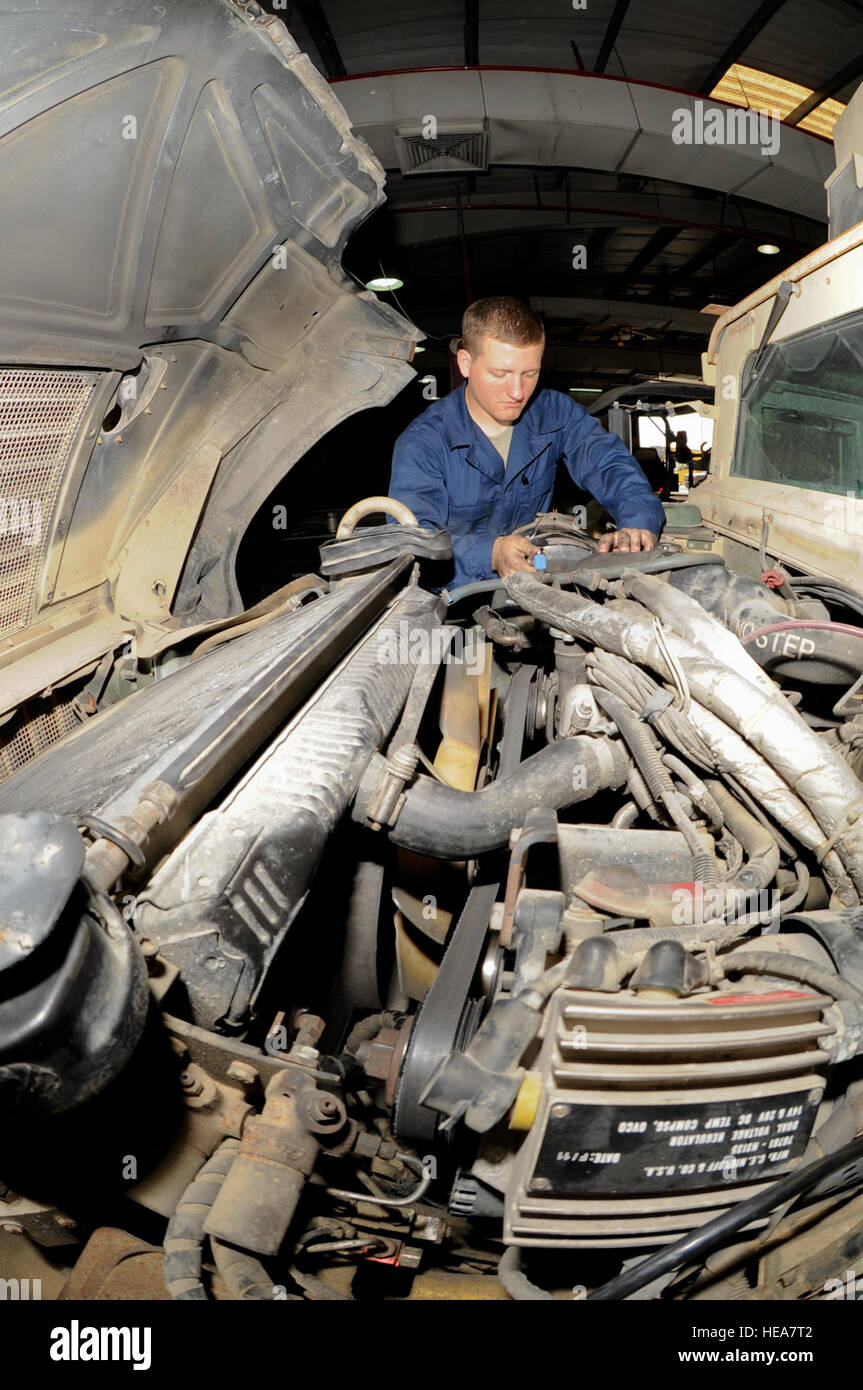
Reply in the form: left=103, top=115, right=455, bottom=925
left=3, top=513, right=863, bottom=1302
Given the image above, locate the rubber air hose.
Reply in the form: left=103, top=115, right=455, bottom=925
left=354, top=736, right=628, bottom=858
left=721, top=950, right=863, bottom=1003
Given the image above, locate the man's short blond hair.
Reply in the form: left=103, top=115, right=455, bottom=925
left=461, top=296, right=545, bottom=357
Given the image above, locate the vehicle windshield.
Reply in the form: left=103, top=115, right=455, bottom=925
left=732, top=308, right=863, bottom=497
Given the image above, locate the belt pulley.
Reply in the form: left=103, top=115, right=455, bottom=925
left=392, top=666, right=536, bottom=1143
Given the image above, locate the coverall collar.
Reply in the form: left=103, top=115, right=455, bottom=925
left=442, top=384, right=564, bottom=486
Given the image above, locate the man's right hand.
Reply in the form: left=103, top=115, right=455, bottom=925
left=491, top=534, right=539, bottom=577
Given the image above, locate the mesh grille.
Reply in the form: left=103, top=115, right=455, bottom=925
left=0, top=683, right=83, bottom=783
left=0, top=369, right=101, bottom=637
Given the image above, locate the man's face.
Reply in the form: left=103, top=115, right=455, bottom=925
left=457, top=335, right=543, bottom=428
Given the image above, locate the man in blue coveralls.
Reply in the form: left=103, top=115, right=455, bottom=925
left=388, top=297, right=665, bottom=586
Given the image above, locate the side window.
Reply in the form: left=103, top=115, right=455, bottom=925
left=732, top=309, right=863, bottom=497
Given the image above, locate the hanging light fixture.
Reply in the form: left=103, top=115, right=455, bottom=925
left=365, top=274, right=405, bottom=291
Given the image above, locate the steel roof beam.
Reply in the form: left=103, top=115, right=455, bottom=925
left=464, top=0, right=479, bottom=67
left=662, top=231, right=737, bottom=288
left=612, top=225, right=680, bottom=289
left=697, top=1, right=788, bottom=96
left=593, top=0, right=632, bottom=74
left=786, top=53, right=863, bottom=124
left=294, top=0, right=346, bottom=79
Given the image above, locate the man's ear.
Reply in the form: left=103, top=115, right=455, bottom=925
left=456, top=348, right=472, bottom=380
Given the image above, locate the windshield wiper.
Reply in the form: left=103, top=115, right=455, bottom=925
left=743, top=280, right=801, bottom=398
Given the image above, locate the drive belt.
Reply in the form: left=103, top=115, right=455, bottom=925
left=392, top=665, right=536, bottom=1143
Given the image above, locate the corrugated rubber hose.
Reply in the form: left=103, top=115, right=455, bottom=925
left=163, top=1138, right=240, bottom=1301
left=211, top=1239, right=283, bottom=1301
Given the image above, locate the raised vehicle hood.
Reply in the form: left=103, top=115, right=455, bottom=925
left=0, top=0, right=418, bottom=715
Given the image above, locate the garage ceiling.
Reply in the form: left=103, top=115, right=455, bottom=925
left=262, top=0, right=863, bottom=386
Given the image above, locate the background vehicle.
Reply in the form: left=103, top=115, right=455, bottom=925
left=589, top=376, right=715, bottom=498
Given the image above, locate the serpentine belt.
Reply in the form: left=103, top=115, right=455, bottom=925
left=392, top=665, right=537, bottom=1143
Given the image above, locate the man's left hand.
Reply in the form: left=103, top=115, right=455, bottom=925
left=597, top=528, right=657, bottom=554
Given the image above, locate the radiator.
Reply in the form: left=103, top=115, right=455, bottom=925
left=0, top=368, right=101, bottom=637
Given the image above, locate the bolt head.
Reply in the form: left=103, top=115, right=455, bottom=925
left=303, top=1091, right=345, bottom=1130
left=414, top=1216, right=447, bottom=1243
left=398, top=1246, right=424, bottom=1271
left=226, top=1061, right=258, bottom=1087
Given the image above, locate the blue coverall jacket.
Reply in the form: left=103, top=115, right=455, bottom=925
left=389, top=384, right=665, bottom=588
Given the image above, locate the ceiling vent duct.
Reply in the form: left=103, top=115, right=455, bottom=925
left=394, top=120, right=490, bottom=176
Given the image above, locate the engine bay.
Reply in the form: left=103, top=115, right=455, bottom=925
left=4, top=511, right=863, bottom=1302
